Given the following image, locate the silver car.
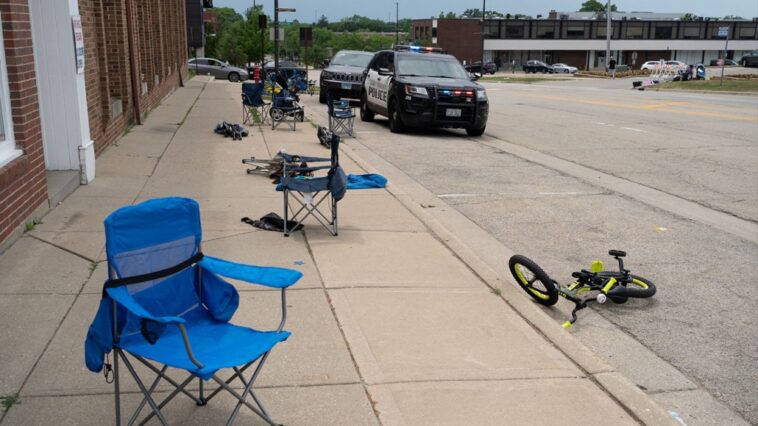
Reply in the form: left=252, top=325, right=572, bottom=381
left=188, top=58, right=248, bottom=82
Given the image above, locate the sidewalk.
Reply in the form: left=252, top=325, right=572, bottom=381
left=0, top=77, right=674, bottom=425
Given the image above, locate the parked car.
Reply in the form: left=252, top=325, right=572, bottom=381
left=665, top=60, right=687, bottom=70
left=262, top=60, right=306, bottom=80
left=465, top=61, right=497, bottom=75
left=708, top=58, right=738, bottom=66
left=551, top=63, right=578, bottom=73
left=640, top=60, right=662, bottom=70
left=188, top=58, right=248, bottom=82
left=523, top=60, right=554, bottom=73
left=319, top=50, right=374, bottom=103
left=738, top=50, right=758, bottom=68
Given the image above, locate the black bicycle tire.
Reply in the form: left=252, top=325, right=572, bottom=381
left=623, top=274, right=657, bottom=298
left=508, top=255, right=559, bottom=306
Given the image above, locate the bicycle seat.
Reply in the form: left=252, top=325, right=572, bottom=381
left=608, top=250, right=626, bottom=258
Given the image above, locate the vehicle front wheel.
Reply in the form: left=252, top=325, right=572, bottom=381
left=466, top=125, right=486, bottom=137
left=228, top=72, right=240, bottom=82
left=564, top=69, right=570, bottom=73
left=360, top=92, right=374, bottom=122
left=387, top=97, right=405, bottom=133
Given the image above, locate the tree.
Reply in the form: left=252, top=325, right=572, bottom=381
left=460, top=8, right=504, bottom=18
left=680, top=13, right=698, bottom=21
left=438, top=11, right=457, bottom=19
left=317, top=15, right=329, bottom=28
left=579, top=0, right=617, bottom=12
left=722, top=15, right=743, bottom=20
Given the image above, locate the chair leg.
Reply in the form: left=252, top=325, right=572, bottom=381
left=127, top=365, right=168, bottom=426
left=118, top=350, right=169, bottom=426
left=283, top=189, right=290, bottom=237
left=114, top=351, right=121, bottom=426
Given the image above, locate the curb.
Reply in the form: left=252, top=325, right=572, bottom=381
left=317, top=120, right=678, bottom=425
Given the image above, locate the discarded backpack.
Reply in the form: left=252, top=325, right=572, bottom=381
left=241, top=213, right=304, bottom=233
left=214, top=121, right=249, bottom=141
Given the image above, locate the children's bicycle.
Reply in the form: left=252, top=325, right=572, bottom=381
left=508, top=250, right=656, bottom=328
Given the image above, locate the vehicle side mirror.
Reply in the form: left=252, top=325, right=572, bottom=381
left=378, top=67, right=392, bottom=76
left=362, top=69, right=369, bottom=76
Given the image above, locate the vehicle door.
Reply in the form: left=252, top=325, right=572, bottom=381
left=366, top=52, right=391, bottom=110
left=190, top=59, right=209, bottom=75
left=208, top=59, right=227, bottom=79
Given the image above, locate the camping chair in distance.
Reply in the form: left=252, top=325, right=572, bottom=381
left=328, top=99, right=355, bottom=138
left=279, top=133, right=346, bottom=237
left=84, top=197, right=302, bottom=425
left=270, top=89, right=304, bottom=131
left=241, top=82, right=270, bottom=126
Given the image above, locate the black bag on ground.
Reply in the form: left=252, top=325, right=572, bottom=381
left=241, top=213, right=303, bottom=233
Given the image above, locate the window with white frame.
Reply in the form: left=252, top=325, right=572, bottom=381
left=0, top=13, right=20, bottom=167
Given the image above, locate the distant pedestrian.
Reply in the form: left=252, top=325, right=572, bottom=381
left=609, top=58, right=617, bottom=78
left=512, top=59, right=516, bottom=74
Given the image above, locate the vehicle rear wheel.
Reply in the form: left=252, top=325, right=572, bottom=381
left=508, top=255, right=559, bottom=306
left=388, top=97, right=405, bottom=133
left=228, top=72, right=240, bottom=82
left=360, top=92, right=374, bottom=122
left=466, top=125, right=486, bottom=137
left=564, top=69, right=570, bottom=73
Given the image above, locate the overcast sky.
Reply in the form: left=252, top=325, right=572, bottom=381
left=213, top=0, right=758, bottom=22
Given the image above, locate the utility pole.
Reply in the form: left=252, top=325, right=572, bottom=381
left=605, top=0, right=611, bottom=70
left=481, top=0, right=486, bottom=75
left=395, top=2, right=399, bottom=45
left=274, top=0, right=279, bottom=75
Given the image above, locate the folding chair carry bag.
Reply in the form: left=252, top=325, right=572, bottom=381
left=85, top=197, right=302, bottom=425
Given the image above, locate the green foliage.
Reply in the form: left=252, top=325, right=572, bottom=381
left=722, top=15, right=744, bottom=20
left=680, top=13, right=698, bottom=21
left=1, top=393, right=20, bottom=412
left=211, top=6, right=272, bottom=66
left=580, top=0, right=617, bottom=12
left=438, top=11, right=458, bottom=19
left=24, top=218, right=42, bottom=232
left=461, top=9, right=505, bottom=18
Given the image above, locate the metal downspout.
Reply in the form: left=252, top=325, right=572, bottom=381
left=125, top=0, right=142, bottom=125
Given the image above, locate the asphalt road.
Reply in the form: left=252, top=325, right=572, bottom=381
left=308, top=79, right=758, bottom=424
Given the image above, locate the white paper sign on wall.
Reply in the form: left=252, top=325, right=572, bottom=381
left=72, top=15, right=85, bottom=74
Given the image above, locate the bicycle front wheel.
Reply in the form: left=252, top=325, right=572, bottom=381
left=624, top=275, right=657, bottom=298
left=508, top=255, right=559, bottom=306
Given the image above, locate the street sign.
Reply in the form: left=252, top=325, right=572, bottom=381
left=300, top=27, right=313, bottom=47
left=269, top=28, right=285, bottom=41
left=277, top=8, right=296, bottom=12
left=71, top=15, right=85, bottom=74
left=718, top=26, right=729, bottom=38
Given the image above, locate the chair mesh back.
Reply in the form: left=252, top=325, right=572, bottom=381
left=104, top=198, right=204, bottom=334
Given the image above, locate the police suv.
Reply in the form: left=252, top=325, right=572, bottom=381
left=359, top=46, right=489, bottom=136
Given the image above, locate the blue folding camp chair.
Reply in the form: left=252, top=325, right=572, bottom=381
left=85, top=197, right=302, bottom=425
left=328, top=99, right=355, bottom=138
left=278, top=133, right=346, bottom=237
left=242, top=82, right=270, bottom=126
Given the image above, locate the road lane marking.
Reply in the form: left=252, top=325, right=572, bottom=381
left=621, top=126, right=647, bottom=133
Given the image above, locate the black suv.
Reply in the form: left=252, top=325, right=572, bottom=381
left=360, top=46, right=489, bottom=136
left=523, top=60, right=554, bottom=73
left=319, top=50, right=374, bottom=103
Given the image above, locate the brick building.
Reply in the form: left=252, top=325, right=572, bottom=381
left=0, top=0, right=189, bottom=251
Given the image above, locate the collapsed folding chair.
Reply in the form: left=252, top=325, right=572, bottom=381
left=85, top=197, right=302, bottom=425
left=278, top=133, right=346, bottom=237
left=328, top=99, right=355, bottom=138
left=242, top=82, right=270, bottom=126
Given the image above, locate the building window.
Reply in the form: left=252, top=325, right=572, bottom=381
left=0, top=13, right=20, bottom=168
left=653, top=24, right=673, bottom=39
left=625, top=23, right=644, bottom=39
left=504, top=22, right=525, bottom=39
left=535, top=22, right=556, bottom=39
left=484, top=21, right=499, bottom=38
left=566, top=22, right=587, bottom=39
left=682, top=23, right=702, bottom=39
left=737, top=23, right=756, bottom=40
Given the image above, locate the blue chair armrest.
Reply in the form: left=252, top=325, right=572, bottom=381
left=105, top=286, right=186, bottom=325
left=199, top=256, right=302, bottom=288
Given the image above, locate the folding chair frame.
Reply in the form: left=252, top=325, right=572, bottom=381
left=242, top=102, right=270, bottom=127
left=328, top=100, right=355, bottom=138
left=107, top=261, right=290, bottom=426
left=282, top=189, right=337, bottom=237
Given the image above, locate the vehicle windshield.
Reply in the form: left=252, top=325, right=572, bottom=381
left=397, top=56, right=469, bottom=79
left=330, top=51, right=374, bottom=67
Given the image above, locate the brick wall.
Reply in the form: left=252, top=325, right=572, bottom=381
left=0, top=0, right=189, bottom=248
left=80, top=0, right=189, bottom=156
left=0, top=0, right=47, bottom=246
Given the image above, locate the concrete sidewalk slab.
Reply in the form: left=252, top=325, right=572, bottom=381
left=27, top=230, right=104, bottom=263
left=0, top=237, right=91, bottom=294
left=67, top=176, right=148, bottom=200
left=201, top=231, right=323, bottom=289
left=308, top=230, right=483, bottom=289
left=329, top=288, right=579, bottom=385
left=94, top=150, right=160, bottom=177
left=0, top=294, right=74, bottom=396
left=337, top=193, right=426, bottom=232
left=34, top=197, right=132, bottom=233
left=369, top=378, right=638, bottom=426
left=4, top=384, right=378, bottom=426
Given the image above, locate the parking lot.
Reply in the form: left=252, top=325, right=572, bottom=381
left=305, top=75, right=758, bottom=425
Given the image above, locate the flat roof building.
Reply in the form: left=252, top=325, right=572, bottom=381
left=412, top=12, right=758, bottom=70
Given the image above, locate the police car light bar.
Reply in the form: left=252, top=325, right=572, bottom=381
left=394, top=45, right=445, bottom=54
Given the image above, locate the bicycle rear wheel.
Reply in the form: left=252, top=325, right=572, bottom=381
left=508, top=255, right=559, bottom=306
left=624, top=275, right=656, bottom=298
